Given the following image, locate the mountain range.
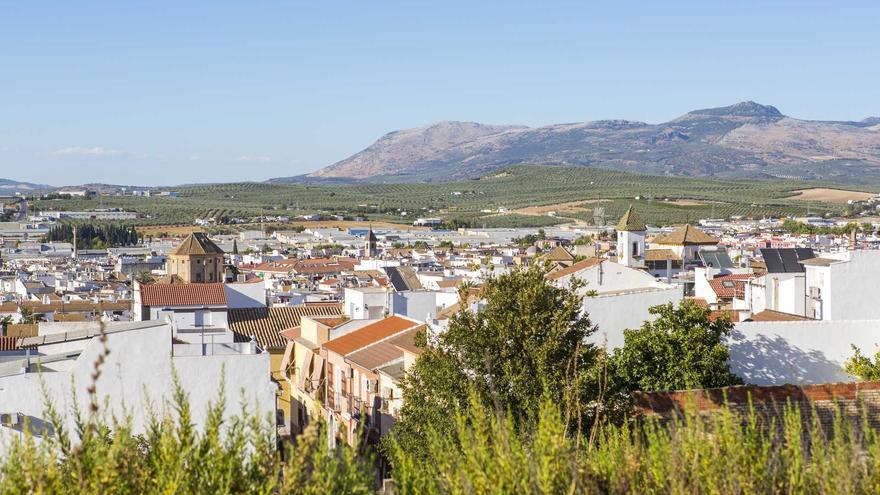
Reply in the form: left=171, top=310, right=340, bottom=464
left=0, top=178, right=52, bottom=195
left=275, top=101, right=880, bottom=184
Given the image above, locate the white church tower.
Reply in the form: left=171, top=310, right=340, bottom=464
left=616, top=205, right=646, bottom=268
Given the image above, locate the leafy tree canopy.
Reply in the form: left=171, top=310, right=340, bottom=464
left=387, top=265, right=602, bottom=458
left=610, top=301, right=743, bottom=393
left=844, top=345, right=880, bottom=381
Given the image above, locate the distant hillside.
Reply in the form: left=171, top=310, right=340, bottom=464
left=0, top=178, right=52, bottom=194
left=272, top=102, right=880, bottom=183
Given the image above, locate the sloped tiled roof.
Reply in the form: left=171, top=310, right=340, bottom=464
left=436, top=302, right=462, bottom=320
left=545, top=258, right=603, bottom=281
left=229, top=304, right=343, bottom=350
left=644, top=249, right=681, bottom=261
left=708, top=274, right=753, bottom=299
left=542, top=246, right=575, bottom=262
left=323, top=316, right=421, bottom=356
left=0, top=301, right=19, bottom=313
left=20, top=300, right=132, bottom=313
left=346, top=341, right=404, bottom=370
left=170, top=232, right=225, bottom=256
left=652, top=224, right=719, bottom=246
left=388, top=328, right=423, bottom=356
left=616, top=205, right=647, bottom=232
left=748, top=310, right=813, bottom=322
left=140, top=283, right=227, bottom=307
left=436, top=277, right=464, bottom=289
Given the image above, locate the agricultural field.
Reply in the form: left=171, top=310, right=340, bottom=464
left=30, top=165, right=877, bottom=228
left=789, top=187, right=877, bottom=203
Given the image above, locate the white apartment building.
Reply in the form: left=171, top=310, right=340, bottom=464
left=0, top=320, right=275, bottom=457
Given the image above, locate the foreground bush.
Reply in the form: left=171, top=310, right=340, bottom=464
left=5, top=385, right=880, bottom=493
left=0, top=382, right=374, bottom=495
left=386, top=395, right=880, bottom=495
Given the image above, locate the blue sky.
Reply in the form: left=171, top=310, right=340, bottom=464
left=2, top=1, right=879, bottom=185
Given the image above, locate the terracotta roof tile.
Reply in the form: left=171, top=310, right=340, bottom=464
left=707, top=274, right=753, bottom=299
left=346, top=341, right=404, bottom=370
left=653, top=224, right=719, bottom=246
left=170, top=232, right=225, bottom=256
left=542, top=246, right=575, bottom=262
left=229, top=304, right=343, bottom=350
left=748, top=309, right=813, bottom=322
left=545, top=258, right=603, bottom=281
left=388, top=328, right=423, bottom=356
left=20, top=300, right=133, bottom=313
left=140, top=283, right=227, bottom=307
left=616, top=205, right=647, bottom=231
left=323, top=316, right=421, bottom=356
left=644, top=249, right=681, bottom=261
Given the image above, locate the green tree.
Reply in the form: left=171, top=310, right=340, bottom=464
left=0, top=315, right=13, bottom=334
left=610, top=301, right=743, bottom=392
left=232, top=238, right=239, bottom=254
left=844, top=345, right=880, bottom=380
left=386, top=265, right=601, bottom=459
left=20, top=307, right=46, bottom=325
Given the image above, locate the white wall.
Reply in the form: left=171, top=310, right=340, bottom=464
left=224, top=282, right=266, bottom=309
left=584, top=287, right=682, bottom=350
left=344, top=288, right=389, bottom=319
left=556, top=262, right=669, bottom=295
left=820, top=251, right=880, bottom=321
left=727, top=320, right=880, bottom=385
left=0, top=322, right=275, bottom=456
left=150, top=306, right=228, bottom=332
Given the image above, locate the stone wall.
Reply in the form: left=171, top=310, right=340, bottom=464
left=634, top=381, right=880, bottom=434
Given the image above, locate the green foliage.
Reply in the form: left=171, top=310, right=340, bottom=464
left=386, top=265, right=603, bottom=459
left=610, top=301, right=743, bottom=393
left=44, top=222, right=140, bottom=249
left=845, top=345, right=880, bottom=380
left=30, top=165, right=855, bottom=228
left=0, top=376, right=374, bottom=494
left=573, top=234, right=592, bottom=245
left=386, top=393, right=880, bottom=494
left=782, top=219, right=861, bottom=235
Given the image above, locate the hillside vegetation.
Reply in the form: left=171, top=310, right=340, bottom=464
left=32, top=165, right=867, bottom=228
left=297, top=101, right=880, bottom=183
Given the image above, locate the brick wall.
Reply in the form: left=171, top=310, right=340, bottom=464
left=633, top=381, right=880, bottom=435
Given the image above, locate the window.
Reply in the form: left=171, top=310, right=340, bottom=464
left=722, top=281, right=735, bottom=288
left=632, top=242, right=639, bottom=256
left=275, top=409, right=285, bottom=427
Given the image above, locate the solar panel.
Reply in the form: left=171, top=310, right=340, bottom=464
left=795, top=248, right=815, bottom=262
left=700, top=249, right=735, bottom=269
left=761, top=248, right=813, bottom=273
left=761, top=249, right=786, bottom=273
left=780, top=249, right=803, bottom=273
